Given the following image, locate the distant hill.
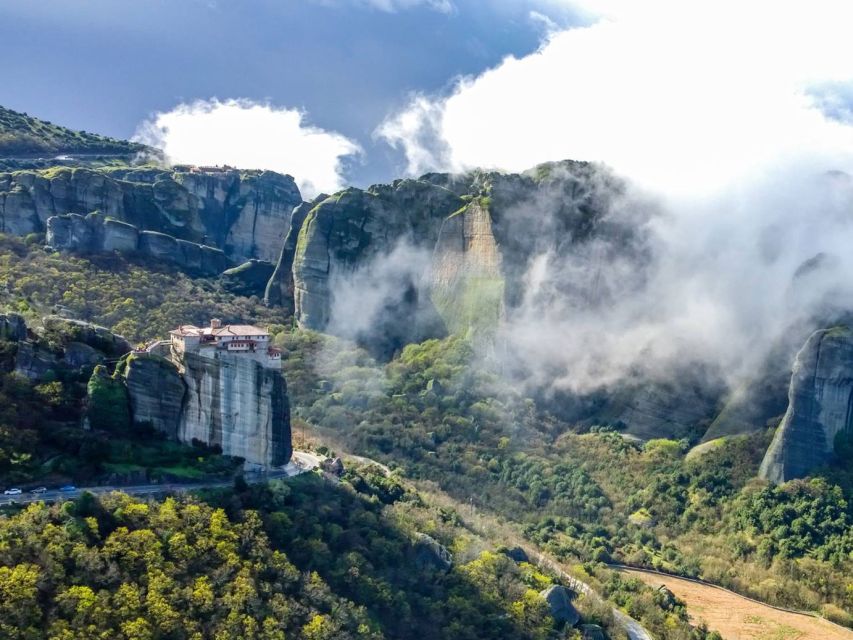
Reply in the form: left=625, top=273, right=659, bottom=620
left=0, top=104, right=148, bottom=157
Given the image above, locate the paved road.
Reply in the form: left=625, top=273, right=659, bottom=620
left=0, top=451, right=322, bottom=508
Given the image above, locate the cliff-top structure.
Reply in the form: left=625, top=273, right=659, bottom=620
left=152, top=319, right=290, bottom=469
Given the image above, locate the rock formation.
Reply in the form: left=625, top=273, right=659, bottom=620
left=760, top=327, right=853, bottom=483
left=175, top=349, right=291, bottom=468
left=264, top=197, right=323, bottom=309
left=121, top=353, right=186, bottom=438
left=220, top=259, right=276, bottom=297
left=46, top=212, right=231, bottom=276
left=0, top=165, right=301, bottom=262
left=539, top=585, right=580, bottom=626
left=0, top=313, right=27, bottom=342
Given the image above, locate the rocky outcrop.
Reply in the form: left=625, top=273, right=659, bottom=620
left=0, top=313, right=27, bottom=342
left=177, top=349, right=291, bottom=468
left=412, top=533, right=453, bottom=571
left=46, top=212, right=231, bottom=277
left=292, top=182, right=464, bottom=331
left=41, top=315, right=131, bottom=357
left=760, top=328, right=853, bottom=483
left=264, top=198, right=322, bottom=309
left=220, top=259, right=276, bottom=297
left=1, top=166, right=301, bottom=262
left=14, top=342, right=59, bottom=380
left=539, top=585, right=580, bottom=626
left=121, top=353, right=186, bottom=438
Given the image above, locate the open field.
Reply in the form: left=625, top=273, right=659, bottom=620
left=619, top=568, right=853, bottom=640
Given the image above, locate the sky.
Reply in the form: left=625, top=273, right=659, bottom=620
left=0, top=0, right=583, bottom=193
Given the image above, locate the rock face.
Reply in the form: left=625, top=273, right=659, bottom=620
left=41, top=315, right=131, bottom=357
left=122, top=354, right=186, bottom=438
left=412, top=533, right=453, bottom=571
left=287, top=162, right=638, bottom=344
left=539, top=585, right=580, bottom=626
left=46, top=212, right=231, bottom=277
left=292, top=183, right=463, bottom=331
left=1, top=165, right=301, bottom=262
left=264, top=198, right=322, bottom=309
left=220, top=259, right=276, bottom=297
left=760, top=328, right=853, bottom=483
left=0, top=313, right=27, bottom=341
left=177, top=349, right=291, bottom=468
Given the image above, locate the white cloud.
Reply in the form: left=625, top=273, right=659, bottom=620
left=134, top=99, right=360, bottom=198
left=377, top=0, right=853, bottom=396
left=378, top=0, right=853, bottom=196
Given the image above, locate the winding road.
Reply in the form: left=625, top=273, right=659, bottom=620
left=0, top=451, right=324, bottom=508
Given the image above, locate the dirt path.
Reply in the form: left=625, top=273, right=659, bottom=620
left=619, top=568, right=853, bottom=640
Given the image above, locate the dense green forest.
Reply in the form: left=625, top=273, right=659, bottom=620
left=0, top=464, right=711, bottom=640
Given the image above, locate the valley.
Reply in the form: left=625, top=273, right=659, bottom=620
left=0, top=100, right=850, bottom=640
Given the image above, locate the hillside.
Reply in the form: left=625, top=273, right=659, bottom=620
left=0, top=105, right=147, bottom=158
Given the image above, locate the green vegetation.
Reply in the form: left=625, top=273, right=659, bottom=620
left=0, top=234, right=286, bottom=344
left=86, top=365, right=130, bottom=432
left=0, top=468, right=578, bottom=640
left=277, top=329, right=853, bottom=624
left=0, top=105, right=146, bottom=157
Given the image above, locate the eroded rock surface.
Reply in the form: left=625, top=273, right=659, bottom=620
left=122, top=354, right=186, bottom=438
left=1, top=165, right=300, bottom=262
left=46, top=212, right=230, bottom=276
left=760, top=327, right=853, bottom=483
left=177, top=350, right=291, bottom=468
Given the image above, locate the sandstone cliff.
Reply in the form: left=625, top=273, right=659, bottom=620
left=759, top=328, right=853, bottom=483
left=46, top=212, right=231, bottom=277
left=0, top=165, right=301, bottom=262
left=176, top=349, right=291, bottom=468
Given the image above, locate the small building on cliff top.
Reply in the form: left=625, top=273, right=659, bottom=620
left=169, top=319, right=282, bottom=368
left=154, top=319, right=291, bottom=470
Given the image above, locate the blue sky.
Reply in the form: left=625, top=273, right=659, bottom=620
left=0, top=0, right=581, bottom=186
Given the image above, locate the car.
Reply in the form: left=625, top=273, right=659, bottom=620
left=30, top=487, right=47, bottom=494
left=59, top=485, right=77, bottom=493
left=3, top=488, right=22, bottom=495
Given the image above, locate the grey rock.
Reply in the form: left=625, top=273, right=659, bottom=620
left=264, top=198, right=320, bottom=309
left=2, top=166, right=301, bottom=263
left=122, top=353, right=186, bottom=438
left=221, top=259, right=276, bottom=297
left=0, top=313, right=27, bottom=342
left=320, top=457, right=345, bottom=476
left=178, top=350, right=291, bottom=468
left=14, top=341, right=59, bottom=380
left=539, top=585, right=580, bottom=627
left=760, top=327, right=853, bottom=483
left=42, top=315, right=131, bottom=357
left=503, top=546, right=530, bottom=563
left=62, top=341, right=104, bottom=369
left=580, top=624, right=606, bottom=640
left=412, top=533, right=453, bottom=571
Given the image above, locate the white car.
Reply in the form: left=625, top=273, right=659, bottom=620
left=30, top=487, right=47, bottom=494
left=3, top=488, right=22, bottom=495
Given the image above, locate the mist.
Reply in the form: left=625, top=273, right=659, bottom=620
left=369, top=0, right=853, bottom=396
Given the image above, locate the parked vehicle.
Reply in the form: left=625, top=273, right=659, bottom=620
left=59, top=485, right=77, bottom=492
left=3, top=488, right=22, bottom=495
left=30, top=487, right=47, bottom=494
